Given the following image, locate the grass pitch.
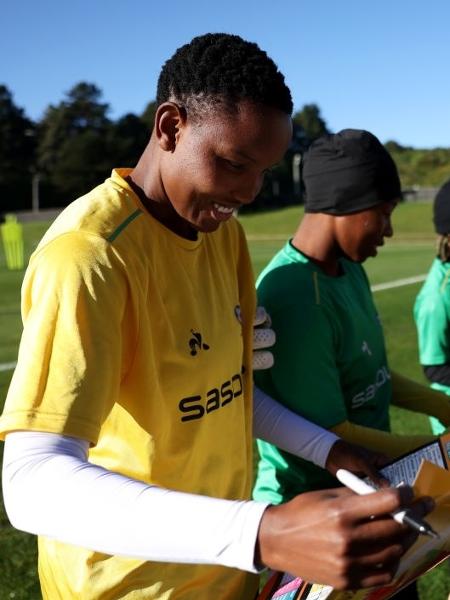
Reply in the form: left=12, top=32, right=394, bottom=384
left=0, top=202, right=448, bottom=598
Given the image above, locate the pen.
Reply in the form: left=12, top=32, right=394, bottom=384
left=336, top=468, right=439, bottom=539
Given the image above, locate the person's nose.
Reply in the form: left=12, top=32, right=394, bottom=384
left=384, top=218, right=394, bottom=238
left=233, top=173, right=265, bottom=205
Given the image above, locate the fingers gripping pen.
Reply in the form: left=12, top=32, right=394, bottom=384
left=336, top=469, right=439, bottom=539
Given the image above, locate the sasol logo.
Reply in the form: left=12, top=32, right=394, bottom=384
left=178, top=372, right=243, bottom=422
left=351, top=366, right=391, bottom=409
left=189, top=330, right=210, bottom=356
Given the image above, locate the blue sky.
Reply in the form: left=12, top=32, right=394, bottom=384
left=2, top=0, right=449, bottom=148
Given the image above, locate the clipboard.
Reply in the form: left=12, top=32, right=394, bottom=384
left=258, top=433, right=450, bottom=600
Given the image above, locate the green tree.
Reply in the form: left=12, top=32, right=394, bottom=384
left=141, top=100, right=157, bottom=132
left=292, top=103, right=329, bottom=143
left=387, top=145, right=450, bottom=189
left=384, top=140, right=410, bottom=154
left=0, top=85, right=36, bottom=211
left=37, top=83, right=111, bottom=203
left=106, top=113, right=149, bottom=168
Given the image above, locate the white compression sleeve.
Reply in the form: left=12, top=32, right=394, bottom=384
left=3, top=431, right=268, bottom=572
left=253, top=385, right=339, bottom=468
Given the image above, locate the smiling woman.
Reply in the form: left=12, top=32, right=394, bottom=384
left=0, top=35, right=436, bottom=600
left=0, top=32, right=296, bottom=600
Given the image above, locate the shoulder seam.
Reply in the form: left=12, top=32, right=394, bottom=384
left=107, top=209, right=143, bottom=243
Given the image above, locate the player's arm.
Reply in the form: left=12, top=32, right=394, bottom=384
left=254, top=385, right=388, bottom=483
left=390, top=370, right=450, bottom=427
left=2, top=430, right=266, bottom=572
left=253, top=384, right=337, bottom=467
left=2, top=430, right=433, bottom=591
left=330, top=419, right=435, bottom=459
left=423, top=363, right=450, bottom=386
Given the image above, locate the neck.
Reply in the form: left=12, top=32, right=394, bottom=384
left=292, top=213, right=341, bottom=276
left=126, top=140, right=198, bottom=240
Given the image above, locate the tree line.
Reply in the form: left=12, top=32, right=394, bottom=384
left=385, top=141, right=450, bottom=189
left=0, top=82, right=329, bottom=213
left=1, top=82, right=449, bottom=214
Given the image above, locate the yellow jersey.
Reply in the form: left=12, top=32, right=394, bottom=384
left=0, top=169, right=258, bottom=599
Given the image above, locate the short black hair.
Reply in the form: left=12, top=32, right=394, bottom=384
left=156, top=33, right=293, bottom=118
left=434, top=179, right=450, bottom=235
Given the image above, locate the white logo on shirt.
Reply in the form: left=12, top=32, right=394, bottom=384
left=351, top=366, right=391, bottom=409
left=362, top=341, right=372, bottom=356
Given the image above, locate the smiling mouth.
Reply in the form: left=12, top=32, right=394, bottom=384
left=209, top=202, right=236, bottom=222
left=213, top=203, right=234, bottom=214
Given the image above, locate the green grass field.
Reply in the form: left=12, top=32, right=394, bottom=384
left=0, top=202, right=449, bottom=598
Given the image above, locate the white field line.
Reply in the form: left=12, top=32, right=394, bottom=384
left=0, top=275, right=427, bottom=374
left=246, top=234, right=288, bottom=241
left=0, top=361, right=17, bottom=372
left=245, top=235, right=433, bottom=244
left=371, top=274, right=426, bottom=292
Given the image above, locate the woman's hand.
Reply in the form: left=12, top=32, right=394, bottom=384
left=325, top=439, right=389, bottom=487
left=257, top=485, right=432, bottom=590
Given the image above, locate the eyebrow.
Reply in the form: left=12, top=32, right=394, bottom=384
left=230, top=150, right=279, bottom=170
left=233, top=149, right=256, bottom=163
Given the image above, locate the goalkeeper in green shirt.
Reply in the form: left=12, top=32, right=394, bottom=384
left=254, top=129, right=450, bottom=505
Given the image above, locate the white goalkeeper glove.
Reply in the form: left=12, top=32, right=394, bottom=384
left=252, top=306, right=276, bottom=370
left=236, top=306, right=276, bottom=370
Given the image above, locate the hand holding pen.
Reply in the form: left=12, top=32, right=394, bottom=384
left=336, top=468, right=439, bottom=539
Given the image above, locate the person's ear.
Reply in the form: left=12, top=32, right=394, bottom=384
left=155, top=102, right=187, bottom=152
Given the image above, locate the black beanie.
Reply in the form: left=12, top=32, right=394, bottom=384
left=302, top=129, right=401, bottom=215
left=433, top=179, right=450, bottom=234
